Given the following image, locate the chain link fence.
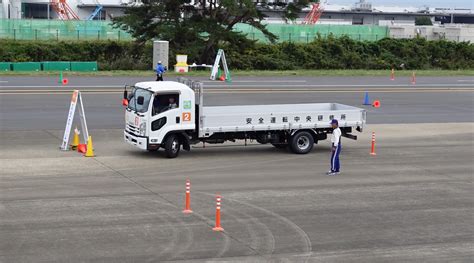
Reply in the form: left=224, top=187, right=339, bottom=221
left=234, top=23, right=390, bottom=43
left=0, top=19, right=132, bottom=41
left=1, top=19, right=393, bottom=42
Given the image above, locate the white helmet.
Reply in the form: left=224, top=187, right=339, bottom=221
left=158, top=61, right=162, bottom=64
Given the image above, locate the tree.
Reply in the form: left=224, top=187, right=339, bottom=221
left=113, top=0, right=315, bottom=64
left=415, top=16, right=433, bottom=26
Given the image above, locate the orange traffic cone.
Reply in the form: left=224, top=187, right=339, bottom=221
left=84, top=136, right=95, bottom=157
left=77, top=144, right=87, bottom=153
left=370, top=132, right=376, bottom=156
left=212, top=195, right=224, bottom=232
left=411, top=71, right=416, bottom=85
left=183, top=179, right=193, bottom=214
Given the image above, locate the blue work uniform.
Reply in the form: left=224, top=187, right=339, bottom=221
left=330, top=127, right=342, bottom=173
left=156, top=64, right=165, bottom=74
left=156, top=64, right=165, bottom=81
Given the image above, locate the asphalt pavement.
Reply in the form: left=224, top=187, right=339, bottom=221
left=0, top=76, right=473, bottom=130
left=0, top=75, right=473, bottom=262
left=1, top=123, right=473, bottom=262
left=1, top=75, right=473, bottom=88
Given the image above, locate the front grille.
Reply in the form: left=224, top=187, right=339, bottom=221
left=126, top=124, right=140, bottom=136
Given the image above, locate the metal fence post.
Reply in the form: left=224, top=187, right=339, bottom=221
left=14, top=29, right=16, bottom=41
left=289, top=33, right=292, bottom=42
left=56, top=29, right=59, bottom=41
left=97, top=30, right=100, bottom=40
left=35, top=29, right=38, bottom=40
left=306, top=34, right=309, bottom=43
left=77, top=30, right=79, bottom=40
left=118, top=31, right=121, bottom=41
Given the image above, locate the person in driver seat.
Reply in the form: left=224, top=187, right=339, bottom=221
left=168, top=97, right=177, bottom=109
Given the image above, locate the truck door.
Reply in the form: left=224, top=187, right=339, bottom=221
left=149, top=92, right=182, bottom=143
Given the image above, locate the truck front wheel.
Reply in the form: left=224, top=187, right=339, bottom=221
left=290, top=131, right=314, bottom=154
left=164, top=135, right=181, bottom=158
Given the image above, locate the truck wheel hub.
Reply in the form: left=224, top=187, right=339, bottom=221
left=297, top=136, right=309, bottom=149
left=172, top=140, right=178, bottom=151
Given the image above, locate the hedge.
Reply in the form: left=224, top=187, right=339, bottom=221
left=1, top=37, right=473, bottom=70
left=0, top=40, right=152, bottom=70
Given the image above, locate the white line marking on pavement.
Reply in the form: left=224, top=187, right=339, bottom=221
left=0, top=85, right=124, bottom=88
left=1, top=88, right=472, bottom=95
left=205, top=84, right=474, bottom=88
left=1, top=83, right=474, bottom=89
left=457, top=80, right=474, bottom=82
left=203, top=80, right=307, bottom=83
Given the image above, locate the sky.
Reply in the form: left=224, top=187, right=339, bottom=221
left=328, top=0, right=474, bottom=9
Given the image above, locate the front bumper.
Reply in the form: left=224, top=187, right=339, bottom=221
left=124, top=131, right=148, bottom=150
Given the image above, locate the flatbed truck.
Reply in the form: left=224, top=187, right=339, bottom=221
left=124, top=78, right=366, bottom=158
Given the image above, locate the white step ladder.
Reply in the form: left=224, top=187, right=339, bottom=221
left=210, top=49, right=231, bottom=82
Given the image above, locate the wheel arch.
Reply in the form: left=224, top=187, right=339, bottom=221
left=162, top=131, right=191, bottom=151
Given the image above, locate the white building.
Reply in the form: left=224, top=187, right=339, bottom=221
left=1, top=0, right=141, bottom=20
left=1, top=0, right=473, bottom=25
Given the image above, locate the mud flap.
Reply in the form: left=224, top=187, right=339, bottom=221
left=181, top=134, right=191, bottom=151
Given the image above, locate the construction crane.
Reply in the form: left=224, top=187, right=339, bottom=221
left=50, top=0, right=80, bottom=20
left=302, top=1, right=325, bottom=25
left=87, top=0, right=103, bottom=20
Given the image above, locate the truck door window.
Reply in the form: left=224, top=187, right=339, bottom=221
left=152, top=93, right=180, bottom=116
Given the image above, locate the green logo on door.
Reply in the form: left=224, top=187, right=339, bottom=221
left=183, top=100, right=192, bottom=109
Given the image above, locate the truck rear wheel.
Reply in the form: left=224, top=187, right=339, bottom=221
left=290, top=131, right=314, bottom=154
left=164, top=134, right=180, bottom=158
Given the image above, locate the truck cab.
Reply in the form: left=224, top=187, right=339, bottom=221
left=124, top=81, right=196, bottom=156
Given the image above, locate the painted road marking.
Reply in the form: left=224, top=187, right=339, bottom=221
left=457, top=80, right=474, bottom=82
left=1, top=83, right=474, bottom=89
left=203, top=80, right=307, bottom=83
left=0, top=87, right=473, bottom=92
left=1, top=88, right=472, bottom=95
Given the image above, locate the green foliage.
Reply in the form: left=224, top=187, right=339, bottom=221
left=415, top=17, right=433, bottom=26
left=0, top=40, right=152, bottom=70
left=225, top=37, right=473, bottom=70
left=1, top=37, right=472, bottom=70
left=112, top=1, right=317, bottom=64
left=112, top=0, right=279, bottom=64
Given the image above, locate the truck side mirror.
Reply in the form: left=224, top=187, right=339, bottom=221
left=122, top=90, right=129, bottom=106
left=137, top=96, right=145, bottom=105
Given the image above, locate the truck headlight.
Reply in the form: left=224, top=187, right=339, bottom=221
left=139, top=122, right=146, bottom=136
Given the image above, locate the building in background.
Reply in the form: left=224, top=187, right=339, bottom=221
left=0, top=0, right=473, bottom=42
left=1, top=0, right=473, bottom=25
left=0, top=0, right=142, bottom=20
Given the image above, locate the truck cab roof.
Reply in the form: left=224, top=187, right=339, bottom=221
left=134, top=81, right=192, bottom=93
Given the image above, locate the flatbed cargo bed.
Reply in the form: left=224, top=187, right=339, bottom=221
left=200, top=103, right=365, bottom=136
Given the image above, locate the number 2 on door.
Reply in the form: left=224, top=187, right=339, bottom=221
left=183, top=112, right=191, bottom=122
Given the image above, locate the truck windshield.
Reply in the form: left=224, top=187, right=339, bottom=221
left=128, top=88, right=153, bottom=113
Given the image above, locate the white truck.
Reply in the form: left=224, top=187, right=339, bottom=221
left=124, top=78, right=366, bottom=158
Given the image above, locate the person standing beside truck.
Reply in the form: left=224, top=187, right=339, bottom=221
left=155, top=61, right=166, bottom=81
left=327, top=119, right=342, bottom=176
